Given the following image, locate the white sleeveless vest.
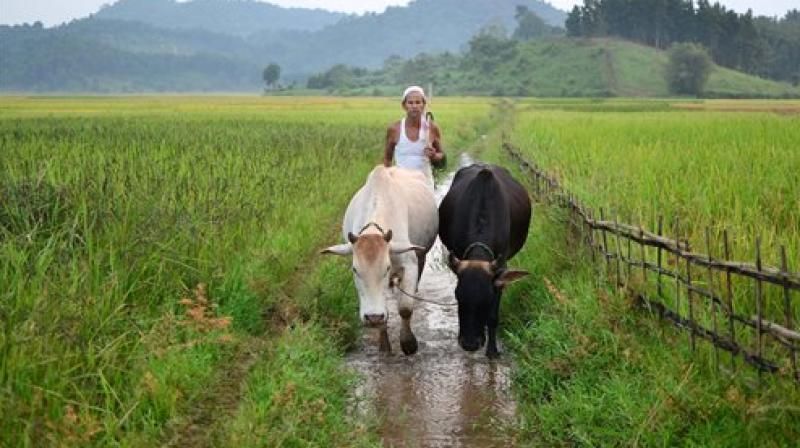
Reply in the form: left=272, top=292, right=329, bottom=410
left=395, top=117, right=433, bottom=187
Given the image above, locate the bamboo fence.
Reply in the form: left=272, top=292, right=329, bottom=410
left=503, top=142, right=800, bottom=384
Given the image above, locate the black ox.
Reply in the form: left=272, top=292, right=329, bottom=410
left=439, top=164, right=531, bottom=358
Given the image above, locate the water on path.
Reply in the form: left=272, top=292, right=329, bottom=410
left=346, top=155, right=517, bottom=448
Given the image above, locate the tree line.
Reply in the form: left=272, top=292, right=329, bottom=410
left=565, top=0, right=800, bottom=84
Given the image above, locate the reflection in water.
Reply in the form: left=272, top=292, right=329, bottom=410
left=346, top=155, right=517, bottom=447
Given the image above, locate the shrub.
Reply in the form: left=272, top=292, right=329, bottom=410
left=666, top=43, right=713, bottom=96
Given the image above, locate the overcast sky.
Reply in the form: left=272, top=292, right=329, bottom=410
left=0, top=0, right=796, bottom=26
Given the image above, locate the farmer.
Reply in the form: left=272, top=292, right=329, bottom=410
left=383, top=85, right=445, bottom=188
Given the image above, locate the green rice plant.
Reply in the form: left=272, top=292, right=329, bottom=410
left=0, top=96, right=492, bottom=446
left=481, top=133, right=800, bottom=447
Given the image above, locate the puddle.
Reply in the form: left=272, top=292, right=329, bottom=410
left=346, top=155, right=517, bottom=447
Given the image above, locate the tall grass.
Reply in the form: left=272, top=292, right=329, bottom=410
left=0, top=96, right=492, bottom=445
left=511, top=102, right=800, bottom=269
left=482, top=126, right=800, bottom=446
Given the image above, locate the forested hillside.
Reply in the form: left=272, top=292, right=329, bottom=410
left=0, top=23, right=260, bottom=92
left=0, top=0, right=565, bottom=92
left=565, top=1, right=800, bottom=85
left=307, top=36, right=800, bottom=98
left=94, top=0, right=346, bottom=35
left=1, top=0, right=796, bottom=94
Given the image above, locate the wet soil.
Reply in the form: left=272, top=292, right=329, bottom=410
left=346, top=156, right=518, bottom=448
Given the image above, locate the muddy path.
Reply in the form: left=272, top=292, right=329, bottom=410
left=346, top=155, right=518, bottom=448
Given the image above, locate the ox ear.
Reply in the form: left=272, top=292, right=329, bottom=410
left=493, top=269, right=529, bottom=287
left=390, top=242, right=425, bottom=254
left=321, top=243, right=352, bottom=256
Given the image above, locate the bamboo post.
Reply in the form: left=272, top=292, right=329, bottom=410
left=640, top=226, right=647, bottom=290
left=781, top=246, right=798, bottom=384
left=755, top=236, right=764, bottom=384
left=626, top=214, right=633, bottom=281
left=723, top=229, right=736, bottom=370
left=674, top=216, right=682, bottom=322
left=600, top=207, right=610, bottom=276
left=657, top=215, right=664, bottom=299
left=614, top=214, right=623, bottom=288
left=687, top=238, right=696, bottom=353
left=706, top=227, right=720, bottom=371
left=588, top=209, right=597, bottom=264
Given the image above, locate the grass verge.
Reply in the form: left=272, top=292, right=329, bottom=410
left=482, top=139, right=800, bottom=446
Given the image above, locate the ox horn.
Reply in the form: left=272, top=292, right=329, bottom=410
left=448, top=252, right=461, bottom=270
left=490, top=254, right=506, bottom=272
left=347, top=232, right=358, bottom=244
left=383, top=229, right=392, bottom=243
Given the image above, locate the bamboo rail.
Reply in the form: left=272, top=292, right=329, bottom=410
left=503, top=141, right=800, bottom=384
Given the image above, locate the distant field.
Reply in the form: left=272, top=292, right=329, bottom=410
left=511, top=98, right=800, bottom=268
left=0, top=96, right=492, bottom=446
left=3, top=95, right=798, bottom=446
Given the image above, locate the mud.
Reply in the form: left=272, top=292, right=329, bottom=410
left=346, top=155, right=517, bottom=448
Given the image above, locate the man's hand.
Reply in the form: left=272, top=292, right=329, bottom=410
left=425, top=146, right=442, bottom=162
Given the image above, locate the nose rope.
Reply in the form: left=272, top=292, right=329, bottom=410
left=358, top=221, right=389, bottom=237
left=390, top=276, right=456, bottom=307
left=462, top=241, right=495, bottom=260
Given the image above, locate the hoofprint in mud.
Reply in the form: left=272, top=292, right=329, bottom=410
left=322, top=165, right=438, bottom=355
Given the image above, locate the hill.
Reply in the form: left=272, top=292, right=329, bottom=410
left=257, top=0, right=565, bottom=74
left=311, top=37, right=800, bottom=98
left=93, top=0, right=346, bottom=36
left=0, top=23, right=260, bottom=92
left=0, top=0, right=567, bottom=92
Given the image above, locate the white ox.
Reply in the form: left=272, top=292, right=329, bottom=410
left=322, top=165, right=438, bottom=355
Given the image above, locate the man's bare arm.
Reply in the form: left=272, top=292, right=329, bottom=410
left=384, top=123, right=398, bottom=167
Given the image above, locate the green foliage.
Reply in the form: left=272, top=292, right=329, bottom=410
left=222, top=323, right=379, bottom=447
left=564, top=0, right=799, bottom=84
left=479, top=116, right=800, bottom=445
left=0, top=23, right=261, bottom=92
left=0, top=0, right=567, bottom=91
left=755, top=10, right=800, bottom=84
left=512, top=5, right=562, bottom=41
left=509, top=99, right=800, bottom=274
left=0, top=97, right=387, bottom=445
left=0, top=96, right=493, bottom=446
left=262, top=63, right=281, bottom=89
left=309, top=37, right=799, bottom=98
left=666, top=43, right=713, bottom=95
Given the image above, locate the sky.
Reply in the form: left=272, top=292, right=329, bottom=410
left=0, top=0, right=796, bottom=26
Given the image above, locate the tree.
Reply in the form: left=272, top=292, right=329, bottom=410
left=666, top=43, right=712, bottom=96
left=262, top=63, right=280, bottom=90
left=512, top=5, right=557, bottom=41
left=565, top=6, right=583, bottom=37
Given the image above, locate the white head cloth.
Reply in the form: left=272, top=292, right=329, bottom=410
left=402, top=85, right=426, bottom=102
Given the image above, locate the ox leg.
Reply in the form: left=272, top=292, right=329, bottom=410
left=398, top=274, right=418, bottom=355
left=378, top=324, right=391, bottom=353
left=416, top=252, right=427, bottom=282
left=486, top=290, right=502, bottom=359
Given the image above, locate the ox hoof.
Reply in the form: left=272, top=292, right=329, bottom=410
left=400, top=335, right=418, bottom=355
left=486, top=348, right=501, bottom=359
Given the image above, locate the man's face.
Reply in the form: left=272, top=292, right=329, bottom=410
left=403, top=92, right=425, bottom=117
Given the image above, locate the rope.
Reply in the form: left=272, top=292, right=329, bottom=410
left=462, top=241, right=496, bottom=260
left=359, top=221, right=387, bottom=236
left=390, top=276, right=456, bottom=307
